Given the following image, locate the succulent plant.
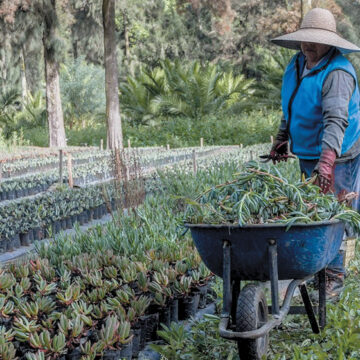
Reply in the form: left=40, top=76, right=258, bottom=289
left=56, top=283, right=82, bottom=305
left=13, top=316, right=40, bottom=342
left=0, top=297, right=14, bottom=318
left=0, top=334, right=17, bottom=360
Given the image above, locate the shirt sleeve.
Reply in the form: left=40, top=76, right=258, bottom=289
left=321, top=70, right=355, bottom=156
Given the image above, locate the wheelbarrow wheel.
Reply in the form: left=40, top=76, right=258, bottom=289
left=236, top=284, right=269, bottom=360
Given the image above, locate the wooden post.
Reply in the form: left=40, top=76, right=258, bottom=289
left=67, top=153, right=73, bottom=188
left=270, top=136, right=274, bottom=144
left=167, top=144, right=170, bottom=150
left=250, top=150, right=254, bottom=161
left=100, top=139, right=104, bottom=151
left=240, top=144, right=243, bottom=149
left=59, top=149, right=63, bottom=185
left=200, top=137, right=204, bottom=148
left=128, top=139, right=131, bottom=148
left=192, top=150, right=197, bottom=174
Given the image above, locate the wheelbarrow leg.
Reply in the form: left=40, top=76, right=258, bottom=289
left=231, top=280, right=241, bottom=326
left=268, top=240, right=279, bottom=315
left=318, top=268, right=327, bottom=329
left=222, top=240, right=232, bottom=318
left=299, top=284, right=320, bottom=334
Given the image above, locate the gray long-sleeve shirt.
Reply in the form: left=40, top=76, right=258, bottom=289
left=279, top=69, right=360, bottom=162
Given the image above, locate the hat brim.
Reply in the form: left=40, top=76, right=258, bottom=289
left=271, top=28, right=360, bottom=54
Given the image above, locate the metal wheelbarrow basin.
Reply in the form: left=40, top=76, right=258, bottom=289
left=186, top=220, right=345, bottom=281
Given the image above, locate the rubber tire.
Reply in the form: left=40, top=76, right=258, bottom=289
left=236, top=284, right=269, bottom=360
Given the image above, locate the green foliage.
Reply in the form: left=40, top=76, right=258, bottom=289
left=60, top=57, right=105, bottom=128
left=14, top=92, right=47, bottom=130
left=123, top=110, right=280, bottom=148
left=251, top=46, right=295, bottom=109
left=0, top=88, right=20, bottom=136
left=120, top=59, right=255, bottom=123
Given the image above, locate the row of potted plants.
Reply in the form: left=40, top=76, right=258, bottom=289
left=0, top=182, right=118, bottom=253
left=1, top=146, right=225, bottom=180
left=1, top=146, right=167, bottom=179
left=0, top=205, right=213, bottom=359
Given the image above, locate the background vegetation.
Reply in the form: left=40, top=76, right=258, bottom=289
left=1, top=0, right=360, bottom=148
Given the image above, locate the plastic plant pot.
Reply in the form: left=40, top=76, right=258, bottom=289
left=65, top=217, right=72, bottom=229
left=178, top=295, right=196, bottom=320
left=15, top=189, right=23, bottom=198
left=13, top=233, right=21, bottom=249
left=53, top=221, right=62, bottom=234
left=79, top=213, right=85, bottom=225
left=145, top=312, right=159, bottom=342
left=131, top=327, right=142, bottom=357
left=7, top=237, right=15, bottom=252
left=102, top=350, right=122, bottom=360
left=198, top=284, right=210, bottom=309
left=192, top=290, right=201, bottom=312
left=67, top=347, right=82, bottom=360
left=33, top=227, right=44, bottom=241
left=158, top=306, right=171, bottom=328
left=169, top=298, right=179, bottom=323
left=28, top=229, right=34, bottom=243
left=119, top=341, right=133, bottom=360
left=61, top=219, right=67, bottom=230
left=0, top=240, right=6, bottom=254
left=20, top=232, right=30, bottom=246
left=8, top=190, right=15, bottom=200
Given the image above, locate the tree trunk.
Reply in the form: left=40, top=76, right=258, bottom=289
left=43, top=0, right=66, bottom=148
left=301, top=0, right=312, bottom=22
left=123, top=11, right=130, bottom=59
left=103, top=0, right=123, bottom=150
left=20, top=47, right=27, bottom=102
left=44, top=51, right=66, bottom=147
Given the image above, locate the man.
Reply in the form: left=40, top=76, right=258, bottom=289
left=269, top=8, right=360, bottom=296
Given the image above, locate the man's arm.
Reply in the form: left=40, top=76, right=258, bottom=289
left=321, top=70, right=355, bottom=155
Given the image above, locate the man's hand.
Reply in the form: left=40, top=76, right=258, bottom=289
left=269, top=140, right=289, bottom=164
left=313, top=149, right=336, bottom=193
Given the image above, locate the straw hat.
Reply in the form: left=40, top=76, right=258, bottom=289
left=271, top=8, right=360, bottom=54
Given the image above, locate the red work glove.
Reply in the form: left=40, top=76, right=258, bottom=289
left=269, top=140, right=289, bottom=164
left=313, top=149, right=336, bottom=194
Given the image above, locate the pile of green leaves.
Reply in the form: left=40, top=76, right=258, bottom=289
left=185, top=161, right=360, bottom=231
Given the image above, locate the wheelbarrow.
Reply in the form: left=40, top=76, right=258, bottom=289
left=186, top=220, right=345, bottom=359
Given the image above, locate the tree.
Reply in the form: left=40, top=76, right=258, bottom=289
left=102, top=0, right=123, bottom=149
left=0, top=0, right=67, bottom=147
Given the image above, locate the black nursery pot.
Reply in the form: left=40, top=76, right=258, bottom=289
left=198, top=284, right=210, bottom=309
left=119, top=340, right=133, bottom=360
left=61, top=219, right=67, bottom=230
left=178, top=295, right=197, bottom=320
left=0, top=240, right=6, bottom=254
left=192, top=290, right=201, bottom=312
left=20, top=232, right=30, bottom=246
left=158, top=306, right=171, bottom=328
left=27, top=229, right=34, bottom=243
left=33, top=227, right=44, bottom=241
left=138, top=315, right=149, bottom=350
left=53, top=220, right=62, bottom=234
left=131, top=327, right=142, bottom=357
left=67, top=347, right=82, bottom=360
left=169, top=298, right=179, bottom=323
left=102, top=350, right=122, bottom=360
left=145, top=312, right=159, bottom=342
left=65, top=217, right=72, bottom=229
left=13, top=233, right=21, bottom=249
left=8, top=190, right=15, bottom=200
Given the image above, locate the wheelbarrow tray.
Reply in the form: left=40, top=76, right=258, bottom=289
left=186, top=220, right=344, bottom=281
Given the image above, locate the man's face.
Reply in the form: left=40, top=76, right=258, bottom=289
left=300, top=42, right=331, bottom=64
